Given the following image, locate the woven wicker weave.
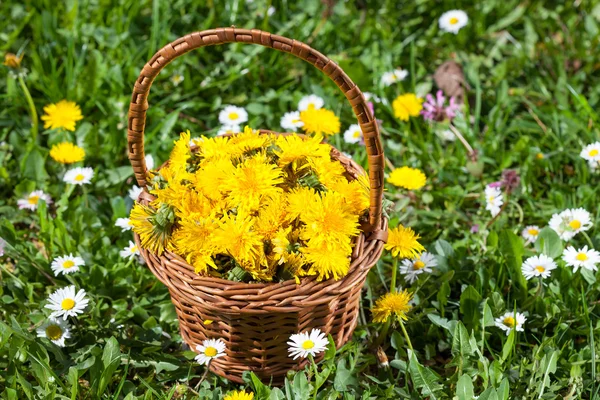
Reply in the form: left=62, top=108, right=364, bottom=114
left=127, top=28, right=387, bottom=384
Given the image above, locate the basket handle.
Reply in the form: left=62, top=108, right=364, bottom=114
left=127, top=28, right=384, bottom=232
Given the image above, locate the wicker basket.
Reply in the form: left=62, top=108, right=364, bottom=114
left=127, top=28, right=388, bottom=384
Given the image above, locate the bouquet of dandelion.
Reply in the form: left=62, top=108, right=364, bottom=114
left=130, top=127, right=370, bottom=283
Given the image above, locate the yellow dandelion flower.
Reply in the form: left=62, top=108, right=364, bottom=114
left=274, top=134, right=330, bottom=166
left=372, top=290, right=413, bottom=323
left=302, top=241, right=352, bottom=281
left=254, top=194, right=289, bottom=239
left=229, top=126, right=271, bottom=154
left=224, top=390, right=254, bottom=400
left=385, top=225, right=425, bottom=259
left=223, top=156, right=284, bottom=211
left=130, top=202, right=175, bottom=255
left=191, top=158, right=236, bottom=201
left=172, top=214, right=218, bottom=274
left=4, top=53, right=23, bottom=69
left=49, top=142, right=85, bottom=164
left=300, top=107, right=341, bottom=136
left=169, top=130, right=192, bottom=178
left=287, top=187, right=318, bottom=221
left=41, top=100, right=83, bottom=131
left=392, top=94, right=423, bottom=122
left=272, top=226, right=303, bottom=269
left=327, top=177, right=370, bottom=215
left=197, top=135, right=243, bottom=162
left=213, top=211, right=263, bottom=265
left=387, top=166, right=426, bottom=190
left=307, top=156, right=347, bottom=188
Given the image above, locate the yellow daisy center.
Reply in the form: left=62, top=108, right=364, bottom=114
left=63, top=260, right=75, bottom=269
left=535, top=153, right=544, bottom=159
left=130, top=245, right=138, bottom=253
left=292, top=119, right=300, bottom=123
left=590, top=149, right=599, bottom=157
left=228, top=112, right=239, bottom=121
left=45, top=325, right=63, bottom=340
left=74, top=174, right=85, bottom=181
left=302, top=340, right=315, bottom=350
left=352, top=130, right=361, bottom=138
left=576, top=252, right=588, bottom=261
left=204, top=346, right=218, bottom=357
left=61, top=298, right=75, bottom=310
left=535, top=265, right=545, bottom=273
left=488, top=196, right=495, bottom=202
left=28, top=195, right=40, bottom=205
left=569, top=220, right=581, bottom=230
left=413, top=260, right=426, bottom=270
left=503, top=316, right=515, bottom=328
left=449, top=17, right=459, bottom=25
left=527, top=228, right=539, bottom=236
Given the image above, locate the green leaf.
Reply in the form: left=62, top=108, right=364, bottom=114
left=534, top=227, right=563, bottom=258
left=452, top=321, right=474, bottom=358
left=97, top=337, right=121, bottom=397
left=501, top=330, right=515, bottom=362
left=538, top=350, right=559, bottom=397
left=497, top=378, right=510, bottom=400
left=478, top=387, right=499, bottom=400
left=334, top=359, right=357, bottom=392
left=408, top=350, right=443, bottom=399
left=292, top=370, right=310, bottom=400
left=499, top=230, right=527, bottom=290
left=482, top=299, right=495, bottom=327
left=459, top=285, right=482, bottom=327
left=456, top=374, right=474, bottom=400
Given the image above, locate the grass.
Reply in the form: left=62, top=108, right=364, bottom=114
left=1, top=0, right=600, bottom=398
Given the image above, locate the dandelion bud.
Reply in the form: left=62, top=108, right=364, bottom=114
left=3, top=53, right=23, bottom=69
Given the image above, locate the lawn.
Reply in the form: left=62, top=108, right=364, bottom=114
left=1, top=0, right=600, bottom=399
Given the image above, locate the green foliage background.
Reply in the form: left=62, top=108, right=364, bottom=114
left=1, top=0, right=600, bottom=398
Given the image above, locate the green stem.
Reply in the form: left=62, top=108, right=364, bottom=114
left=18, top=75, right=38, bottom=141
left=398, top=319, right=414, bottom=351
left=582, top=231, right=595, bottom=249
left=309, top=355, right=319, bottom=400
left=374, top=319, right=391, bottom=348
left=389, top=258, right=399, bottom=293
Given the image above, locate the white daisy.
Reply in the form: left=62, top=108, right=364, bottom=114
left=45, top=286, right=89, bottom=320
left=218, top=105, right=248, bottom=126
left=521, top=225, right=541, bottom=244
left=170, top=73, right=184, bottom=86
left=145, top=154, right=155, bottom=170
left=216, top=124, right=242, bottom=136
left=484, top=185, right=503, bottom=217
left=562, top=245, right=600, bottom=273
left=17, top=190, right=53, bottom=211
left=298, top=94, right=324, bottom=111
left=280, top=111, right=304, bottom=131
left=549, top=208, right=593, bottom=241
left=439, top=10, right=469, bottom=34
left=128, top=185, right=143, bottom=201
left=267, top=5, right=275, bottom=16
left=580, top=142, right=600, bottom=162
left=50, top=254, right=85, bottom=276
left=0, top=237, right=5, bottom=257
left=494, top=311, right=526, bottom=335
left=589, top=159, right=600, bottom=172
left=115, top=218, right=133, bottom=231
left=521, top=254, right=557, bottom=280
left=363, top=92, right=382, bottom=103
left=342, top=124, right=363, bottom=144
left=195, top=338, right=226, bottom=365
left=120, top=240, right=139, bottom=259
left=381, top=68, right=408, bottom=86
left=400, top=252, right=438, bottom=284
left=63, top=167, right=94, bottom=185
left=287, top=328, right=328, bottom=360
left=36, top=318, right=71, bottom=347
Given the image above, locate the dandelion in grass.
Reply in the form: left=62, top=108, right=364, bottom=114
left=400, top=252, right=437, bottom=284
left=4, top=53, right=23, bottom=69
left=217, top=125, right=242, bottom=136
left=387, top=166, right=426, bottom=190
left=195, top=338, right=226, bottom=365
left=170, top=72, right=184, bottom=86
left=128, top=185, right=143, bottom=201
left=392, top=93, right=423, bottom=121
left=535, top=152, right=545, bottom=160
left=115, top=218, right=133, bottom=232
left=343, top=124, right=363, bottom=144
left=484, top=185, right=503, bottom=217
left=45, top=286, right=89, bottom=320
left=385, top=225, right=425, bottom=259
left=421, top=90, right=460, bottom=122
left=298, top=94, right=324, bottom=111
left=41, top=100, right=83, bottom=131
left=280, top=111, right=304, bottom=131
left=521, top=254, right=557, bottom=280
left=580, top=142, right=600, bottom=163
left=521, top=225, right=541, bottom=244
left=381, top=68, right=408, bottom=86
left=49, top=142, right=85, bottom=164
left=495, top=311, right=526, bottom=335
left=224, top=391, right=254, bottom=400
left=562, top=246, right=600, bottom=273
left=120, top=241, right=140, bottom=259
left=219, top=105, right=248, bottom=126
left=549, top=208, right=592, bottom=241
left=36, top=318, right=71, bottom=347
left=439, top=10, right=469, bottom=34
left=300, top=107, right=340, bottom=136
left=17, top=190, right=52, bottom=211
left=372, top=290, right=413, bottom=323
left=287, top=328, right=328, bottom=360
left=63, top=167, right=94, bottom=185
left=50, top=254, right=84, bottom=276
